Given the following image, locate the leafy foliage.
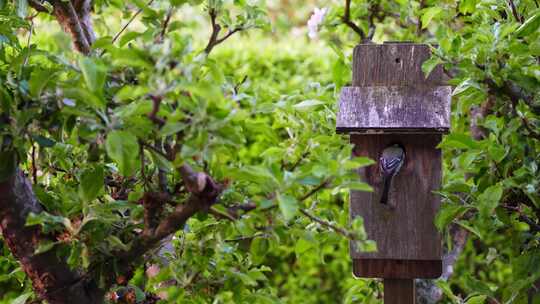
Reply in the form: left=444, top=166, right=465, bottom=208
left=0, top=0, right=539, bottom=303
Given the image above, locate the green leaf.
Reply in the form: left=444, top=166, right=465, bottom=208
left=79, top=166, right=104, bottom=202
left=130, top=285, right=146, bottom=302
left=78, top=57, right=107, bottom=95
left=458, top=0, right=477, bottom=14
left=63, top=87, right=105, bottom=110
left=452, top=79, right=484, bottom=97
left=457, top=220, right=483, bottom=239
left=35, top=240, right=57, bottom=254
left=439, top=133, right=480, bottom=150
left=487, top=143, right=506, bottom=163
left=29, top=69, right=55, bottom=98
left=477, top=184, right=503, bottom=217
left=294, top=237, right=314, bottom=256
left=293, top=99, right=324, bottom=111
left=515, top=12, right=540, bottom=37
left=421, top=7, right=442, bottom=29
left=435, top=203, right=470, bottom=230
left=343, top=157, right=375, bottom=169
left=250, top=237, right=269, bottom=264
left=105, top=130, right=139, bottom=177
left=232, top=271, right=258, bottom=286
left=345, top=181, right=373, bottom=192
left=436, top=281, right=460, bottom=302
left=12, top=292, right=32, bottom=304
left=149, top=149, right=173, bottom=172
left=421, top=56, right=442, bottom=79
left=277, top=193, right=298, bottom=221
left=464, top=275, right=495, bottom=296
left=33, top=135, right=56, bottom=148
left=106, top=235, right=130, bottom=251
left=466, top=295, right=487, bottom=304
left=26, top=212, right=73, bottom=233
left=119, top=31, right=141, bottom=47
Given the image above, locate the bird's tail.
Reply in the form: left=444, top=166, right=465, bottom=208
left=380, top=176, right=392, bottom=205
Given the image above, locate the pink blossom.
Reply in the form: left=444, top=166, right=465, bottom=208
left=307, top=7, right=328, bottom=39
left=146, top=264, right=160, bottom=278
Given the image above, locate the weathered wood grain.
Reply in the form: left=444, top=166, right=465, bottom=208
left=353, top=259, right=442, bottom=279
left=352, top=43, right=443, bottom=87
left=349, top=134, right=442, bottom=261
left=384, top=279, right=415, bottom=304
left=336, top=86, right=451, bottom=133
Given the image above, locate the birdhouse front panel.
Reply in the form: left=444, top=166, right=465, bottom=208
left=349, top=133, right=442, bottom=261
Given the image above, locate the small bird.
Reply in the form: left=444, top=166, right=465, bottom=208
left=379, top=144, right=405, bottom=205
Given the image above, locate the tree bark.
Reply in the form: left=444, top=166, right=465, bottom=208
left=0, top=169, right=104, bottom=304
left=29, top=0, right=95, bottom=54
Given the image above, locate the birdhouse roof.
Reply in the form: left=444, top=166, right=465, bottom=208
left=336, top=85, right=451, bottom=134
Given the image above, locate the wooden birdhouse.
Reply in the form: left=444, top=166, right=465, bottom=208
left=336, top=43, right=451, bottom=302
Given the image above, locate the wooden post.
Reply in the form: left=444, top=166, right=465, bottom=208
left=384, top=279, right=415, bottom=304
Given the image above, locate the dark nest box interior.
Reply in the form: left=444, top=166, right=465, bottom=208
left=336, top=43, right=451, bottom=280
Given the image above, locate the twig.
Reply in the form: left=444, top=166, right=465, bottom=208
left=288, top=150, right=309, bottom=172
left=208, top=202, right=257, bottom=221
left=156, top=7, right=174, bottom=43
left=204, top=9, right=243, bottom=54
left=209, top=207, right=237, bottom=221
left=28, top=0, right=50, bottom=13
left=31, top=143, right=37, bottom=184
left=507, top=0, right=523, bottom=23
left=417, top=0, right=426, bottom=35
left=204, top=9, right=221, bottom=54
left=299, top=179, right=331, bottom=201
left=112, top=0, right=155, bottom=44
left=225, top=233, right=268, bottom=242
left=142, top=142, right=171, bottom=161
left=342, top=0, right=366, bottom=40
left=366, top=0, right=381, bottom=40
left=233, top=75, right=248, bottom=95
left=156, top=143, right=169, bottom=193
left=215, top=27, right=242, bottom=44
left=300, top=208, right=356, bottom=239
left=139, top=141, right=148, bottom=190
left=147, top=95, right=165, bottom=127
left=22, top=20, right=34, bottom=71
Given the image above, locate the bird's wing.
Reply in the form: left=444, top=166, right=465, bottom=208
left=380, top=155, right=404, bottom=174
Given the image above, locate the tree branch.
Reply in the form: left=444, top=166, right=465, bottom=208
left=28, top=0, right=50, bottom=13
left=507, top=0, right=523, bottom=23
left=156, top=7, right=174, bottom=43
left=147, top=95, right=165, bottom=127
left=300, top=208, right=356, bottom=239
left=52, top=0, right=92, bottom=54
left=342, top=0, right=366, bottom=40
left=300, top=179, right=331, bottom=201
left=204, top=8, right=243, bottom=54
left=109, top=164, right=221, bottom=287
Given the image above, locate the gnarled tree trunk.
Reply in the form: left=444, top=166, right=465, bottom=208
left=0, top=169, right=105, bottom=303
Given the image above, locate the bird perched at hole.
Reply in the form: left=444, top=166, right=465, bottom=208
left=379, top=144, right=405, bottom=205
